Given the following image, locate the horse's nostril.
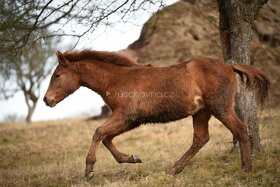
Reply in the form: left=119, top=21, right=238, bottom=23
left=43, top=96, right=56, bottom=107
left=43, top=97, right=50, bottom=106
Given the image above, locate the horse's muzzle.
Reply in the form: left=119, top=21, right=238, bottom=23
left=43, top=96, right=56, bottom=107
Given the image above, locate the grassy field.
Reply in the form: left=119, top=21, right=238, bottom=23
left=0, top=108, right=279, bottom=187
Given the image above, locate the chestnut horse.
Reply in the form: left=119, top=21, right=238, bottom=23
left=44, top=50, right=270, bottom=181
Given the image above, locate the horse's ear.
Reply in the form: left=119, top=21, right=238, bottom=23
left=56, top=51, right=67, bottom=66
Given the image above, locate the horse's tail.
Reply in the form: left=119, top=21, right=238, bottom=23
left=231, top=64, right=270, bottom=105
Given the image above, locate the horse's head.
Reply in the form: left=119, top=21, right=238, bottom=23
left=43, top=51, right=80, bottom=107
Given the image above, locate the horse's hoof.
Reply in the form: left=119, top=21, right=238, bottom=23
left=132, top=155, right=142, bottom=163
left=85, top=171, right=94, bottom=181
left=166, top=168, right=176, bottom=176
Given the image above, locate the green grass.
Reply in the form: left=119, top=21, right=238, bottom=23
left=0, top=108, right=279, bottom=187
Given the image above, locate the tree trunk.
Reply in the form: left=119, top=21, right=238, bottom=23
left=23, top=90, right=38, bottom=123
left=217, top=0, right=267, bottom=152
left=26, top=103, right=37, bottom=122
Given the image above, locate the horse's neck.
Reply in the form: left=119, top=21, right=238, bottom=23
left=75, top=60, right=120, bottom=96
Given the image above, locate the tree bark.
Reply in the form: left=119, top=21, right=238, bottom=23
left=217, top=0, right=267, bottom=152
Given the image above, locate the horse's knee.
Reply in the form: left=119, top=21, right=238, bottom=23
left=93, top=127, right=104, bottom=140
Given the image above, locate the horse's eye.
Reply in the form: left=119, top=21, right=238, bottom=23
left=55, top=74, right=60, bottom=78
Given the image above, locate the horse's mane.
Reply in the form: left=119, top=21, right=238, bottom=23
left=63, top=49, right=140, bottom=67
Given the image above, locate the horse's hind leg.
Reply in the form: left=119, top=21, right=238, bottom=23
left=102, top=127, right=142, bottom=164
left=167, top=109, right=211, bottom=176
left=214, top=110, right=252, bottom=171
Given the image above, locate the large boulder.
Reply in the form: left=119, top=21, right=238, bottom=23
left=128, top=1, right=221, bottom=66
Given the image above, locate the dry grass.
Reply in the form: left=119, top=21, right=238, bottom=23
left=0, top=108, right=279, bottom=187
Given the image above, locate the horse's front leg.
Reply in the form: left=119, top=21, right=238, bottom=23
left=85, top=111, right=125, bottom=181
